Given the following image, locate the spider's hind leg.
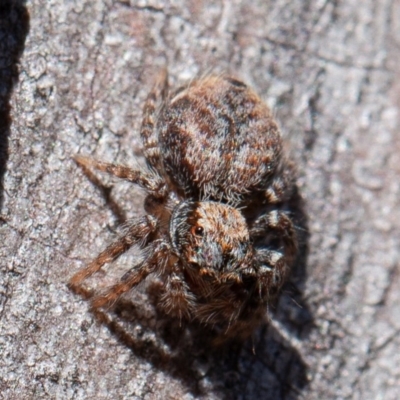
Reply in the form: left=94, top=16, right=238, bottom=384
left=140, top=69, right=169, bottom=172
left=262, top=161, right=296, bottom=205
left=74, top=156, right=168, bottom=199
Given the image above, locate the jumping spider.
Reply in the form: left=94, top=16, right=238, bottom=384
left=70, top=72, right=298, bottom=342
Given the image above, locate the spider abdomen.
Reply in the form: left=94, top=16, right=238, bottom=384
left=158, top=76, right=283, bottom=202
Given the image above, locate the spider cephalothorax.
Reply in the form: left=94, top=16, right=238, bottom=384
left=70, top=72, right=298, bottom=341
left=170, top=201, right=252, bottom=273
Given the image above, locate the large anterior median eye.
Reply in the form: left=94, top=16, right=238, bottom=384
left=191, top=225, right=204, bottom=237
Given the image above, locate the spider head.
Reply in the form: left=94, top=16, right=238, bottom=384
left=170, top=201, right=253, bottom=275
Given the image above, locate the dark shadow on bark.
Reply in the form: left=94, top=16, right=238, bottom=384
left=276, top=186, right=313, bottom=336
left=0, top=1, right=30, bottom=211
left=89, top=284, right=310, bottom=399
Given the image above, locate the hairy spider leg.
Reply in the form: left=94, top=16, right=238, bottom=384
left=69, top=215, right=157, bottom=290
left=251, top=210, right=297, bottom=261
left=251, top=210, right=298, bottom=295
left=263, top=161, right=296, bottom=204
left=91, top=240, right=171, bottom=309
left=140, top=68, right=169, bottom=172
left=74, top=156, right=168, bottom=198
left=159, top=269, right=196, bottom=320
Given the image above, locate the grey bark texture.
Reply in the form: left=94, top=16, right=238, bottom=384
left=1, top=0, right=400, bottom=399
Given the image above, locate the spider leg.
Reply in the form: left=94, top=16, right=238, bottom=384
left=194, top=296, right=242, bottom=326
left=251, top=210, right=297, bottom=264
left=69, top=215, right=158, bottom=290
left=255, top=249, right=289, bottom=295
left=251, top=210, right=298, bottom=296
left=140, top=68, right=168, bottom=171
left=74, top=156, right=167, bottom=199
left=159, top=269, right=195, bottom=320
left=91, top=239, right=171, bottom=309
left=263, top=161, right=296, bottom=204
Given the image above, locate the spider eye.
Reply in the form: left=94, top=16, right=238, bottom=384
left=189, top=262, right=200, bottom=269
left=191, top=226, right=204, bottom=237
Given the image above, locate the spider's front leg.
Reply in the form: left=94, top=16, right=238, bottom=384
left=69, top=215, right=158, bottom=293
left=251, top=210, right=298, bottom=295
left=91, top=239, right=171, bottom=309
left=159, top=268, right=196, bottom=321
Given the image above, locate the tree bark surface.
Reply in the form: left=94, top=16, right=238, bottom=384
left=1, top=1, right=400, bottom=399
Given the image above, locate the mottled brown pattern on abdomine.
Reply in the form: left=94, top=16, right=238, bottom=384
left=159, top=76, right=284, bottom=202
